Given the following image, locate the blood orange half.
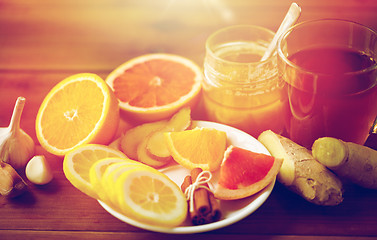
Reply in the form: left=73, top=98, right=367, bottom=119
left=106, top=53, right=202, bottom=122
left=214, top=145, right=283, bottom=200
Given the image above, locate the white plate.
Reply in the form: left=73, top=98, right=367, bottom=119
left=98, top=120, right=274, bottom=234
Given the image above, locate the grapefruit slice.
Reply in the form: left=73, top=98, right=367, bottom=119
left=214, top=145, right=283, bottom=200
left=106, top=53, right=202, bottom=122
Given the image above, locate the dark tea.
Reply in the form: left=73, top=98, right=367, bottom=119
left=284, top=47, right=377, bottom=148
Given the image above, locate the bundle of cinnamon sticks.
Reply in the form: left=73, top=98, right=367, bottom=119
left=181, top=168, right=222, bottom=225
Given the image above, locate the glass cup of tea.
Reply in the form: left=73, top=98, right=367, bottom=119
left=203, top=25, right=286, bottom=138
left=277, top=19, right=377, bottom=148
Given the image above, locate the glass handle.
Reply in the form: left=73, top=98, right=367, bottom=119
left=365, top=117, right=377, bottom=150
left=370, top=117, right=377, bottom=134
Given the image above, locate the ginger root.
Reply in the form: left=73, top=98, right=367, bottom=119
left=258, top=130, right=344, bottom=206
left=312, top=137, right=377, bottom=189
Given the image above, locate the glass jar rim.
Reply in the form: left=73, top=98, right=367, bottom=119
left=277, top=18, right=377, bottom=77
left=205, top=24, right=277, bottom=66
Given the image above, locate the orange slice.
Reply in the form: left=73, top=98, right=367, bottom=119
left=214, top=145, right=283, bottom=200
left=106, top=53, right=202, bottom=122
left=164, top=127, right=227, bottom=171
left=63, top=144, right=127, bottom=199
left=36, top=73, right=120, bottom=156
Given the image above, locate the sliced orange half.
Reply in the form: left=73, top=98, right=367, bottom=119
left=164, top=127, right=227, bottom=171
left=36, top=73, right=120, bottom=156
left=106, top=53, right=202, bottom=122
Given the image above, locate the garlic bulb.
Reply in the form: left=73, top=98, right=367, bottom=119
left=0, top=97, right=35, bottom=169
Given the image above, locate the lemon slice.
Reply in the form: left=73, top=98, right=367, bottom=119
left=115, top=168, right=187, bottom=227
left=102, top=161, right=144, bottom=206
left=89, top=157, right=130, bottom=201
left=63, top=144, right=127, bottom=199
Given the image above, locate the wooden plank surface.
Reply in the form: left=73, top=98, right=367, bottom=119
left=1, top=0, right=377, bottom=239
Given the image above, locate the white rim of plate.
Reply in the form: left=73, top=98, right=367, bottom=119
left=98, top=120, right=275, bottom=234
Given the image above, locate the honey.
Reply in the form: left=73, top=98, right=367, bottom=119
left=203, top=25, right=286, bottom=138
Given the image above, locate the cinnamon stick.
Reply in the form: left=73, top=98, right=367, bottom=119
left=181, top=175, right=191, bottom=193
left=181, top=175, right=206, bottom=225
left=192, top=168, right=222, bottom=222
left=207, top=191, right=222, bottom=222
left=190, top=168, right=211, bottom=216
left=181, top=168, right=222, bottom=225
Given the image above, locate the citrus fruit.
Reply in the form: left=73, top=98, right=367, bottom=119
left=164, top=127, right=227, bottom=171
left=89, top=157, right=131, bottom=201
left=214, top=145, right=283, bottom=200
left=101, top=161, right=144, bottom=205
left=105, top=53, right=202, bottom=122
left=115, top=167, right=187, bottom=227
left=63, top=144, right=127, bottom=199
left=36, top=73, right=120, bottom=156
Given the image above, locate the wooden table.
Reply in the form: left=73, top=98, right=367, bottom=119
left=1, top=0, right=377, bottom=239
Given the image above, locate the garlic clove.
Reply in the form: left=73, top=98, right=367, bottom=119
left=25, top=155, right=53, bottom=185
left=0, top=162, right=28, bottom=198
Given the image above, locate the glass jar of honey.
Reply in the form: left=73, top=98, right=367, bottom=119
left=203, top=25, right=286, bottom=138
